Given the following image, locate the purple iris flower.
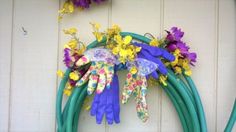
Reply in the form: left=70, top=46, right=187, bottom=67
left=166, top=27, right=197, bottom=65
left=72, top=0, right=105, bottom=8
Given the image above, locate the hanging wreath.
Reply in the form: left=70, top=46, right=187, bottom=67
left=56, top=23, right=208, bottom=132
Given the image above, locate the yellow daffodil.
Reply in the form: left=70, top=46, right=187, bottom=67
left=171, top=49, right=181, bottom=66
left=114, top=35, right=123, bottom=44
left=130, top=66, right=138, bottom=74
left=60, top=1, right=74, bottom=13
left=106, top=24, right=121, bottom=41
left=174, top=66, right=182, bottom=74
left=62, top=27, right=86, bottom=57
left=119, top=48, right=129, bottom=57
left=111, top=46, right=119, bottom=55
left=65, top=1, right=74, bottom=13
left=93, top=32, right=103, bottom=42
left=112, top=35, right=141, bottom=63
left=123, top=36, right=132, bottom=45
left=67, top=84, right=73, bottom=90
left=91, top=22, right=104, bottom=42
left=135, top=46, right=142, bottom=52
left=67, top=39, right=77, bottom=49
left=64, top=89, right=72, bottom=96
left=185, top=70, right=192, bottom=76
left=111, top=24, right=121, bottom=34
left=149, top=38, right=160, bottom=47
left=170, top=49, right=193, bottom=76
left=63, top=83, right=74, bottom=96
left=94, top=23, right=101, bottom=30
left=58, top=1, right=75, bottom=21
left=182, top=59, right=190, bottom=70
left=171, top=58, right=178, bottom=66
left=57, top=70, right=64, bottom=78
left=181, top=59, right=192, bottom=76
left=159, top=75, right=167, bottom=86
left=69, top=72, right=79, bottom=81
left=76, top=44, right=86, bottom=55
left=63, top=28, right=77, bottom=35
left=64, top=44, right=70, bottom=49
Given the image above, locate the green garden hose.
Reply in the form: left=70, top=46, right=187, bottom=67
left=224, top=100, right=236, bottom=132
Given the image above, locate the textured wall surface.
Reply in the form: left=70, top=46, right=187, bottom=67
left=0, top=0, right=235, bottom=131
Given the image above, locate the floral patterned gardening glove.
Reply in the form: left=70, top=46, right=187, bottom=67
left=134, top=42, right=175, bottom=79
left=75, top=47, right=116, bottom=94
left=122, top=58, right=159, bottom=122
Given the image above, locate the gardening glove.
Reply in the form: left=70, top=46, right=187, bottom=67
left=90, top=73, right=120, bottom=124
left=75, top=47, right=116, bottom=94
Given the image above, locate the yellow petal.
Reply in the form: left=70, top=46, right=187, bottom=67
left=184, top=70, right=192, bottom=76
left=69, top=72, right=79, bottom=81
left=171, top=57, right=178, bottom=66
left=58, top=8, right=66, bottom=14
left=64, top=89, right=72, bottom=96
left=119, top=49, right=129, bottom=58
left=76, top=44, right=86, bottom=55
left=90, top=22, right=101, bottom=31
left=112, top=24, right=121, bottom=33
left=63, top=28, right=77, bottom=35
left=123, top=36, right=132, bottom=45
left=119, top=58, right=126, bottom=64
left=57, top=70, right=64, bottom=78
left=112, top=47, right=119, bottom=55
left=149, top=39, right=159, bottom=46
left=130, top=66, right=138, bottom=74
left=94, top=23, right=101, bottom=30
left=93, top=32, right=103, bottom=42
left=68, top=3, right=74, bottom=13
left=174, top=49, right=181, bottom=56
left=114, top=35, right=123, bottom=44
left=135, top=46, right=142, bottom=52
left=67, top=84, right=72, bottom=90
left=159, top=75, right=167, bottom=86
left=64, top=44, right=70, bottom=49
left=58, top=16, right=63, bottom=21
left=68, top=39, right=77, bottom=49
left=174, top=66, right=182, bottom=74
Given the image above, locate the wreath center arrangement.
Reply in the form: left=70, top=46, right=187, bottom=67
left=56, top=23, right=209, bottom=132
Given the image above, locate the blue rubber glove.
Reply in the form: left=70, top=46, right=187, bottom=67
left=90, top=72, right=120, bottom=124
left=134, top=42, right=175, bottom=78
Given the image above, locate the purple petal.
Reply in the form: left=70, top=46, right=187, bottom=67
left=166, top=33, right=175, bottom=42
left=166, top=43, right=177, bottom=52
left=171, top=27, right=184, bottom=41
left=176, top=42, right=189, bottom=52
left=187, top=52, right=197, bottom=65
left=73, top=0, right=91, bottom=8
left=64, top=48, right=72, bottom=67
left=93, top=0, right=106, bottom=3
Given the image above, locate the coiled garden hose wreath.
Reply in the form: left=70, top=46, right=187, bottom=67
left=56, top=24, right=209, bottom=132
